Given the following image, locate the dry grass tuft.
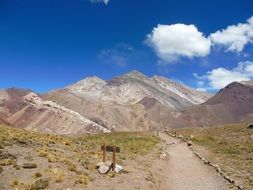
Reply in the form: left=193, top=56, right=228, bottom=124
left=37, top=148, right=48, bottom=157
left=0, top=158, right=14, bottom=166
left=51, top=168, right=64, bottom=183
left=34, top=171, right=42, bottom=178
left=11, top=179, right=20, bottom=187
left=75, top=174, right=89, bottom=185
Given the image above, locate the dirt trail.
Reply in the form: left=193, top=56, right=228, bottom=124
left=157, top=132, right=230, bottom=190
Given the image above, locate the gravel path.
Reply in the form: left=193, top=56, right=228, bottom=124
left=158, top=132, right=230, bottom=190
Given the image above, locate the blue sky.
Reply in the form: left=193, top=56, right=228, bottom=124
left=0, top=0, right=253, bottom=93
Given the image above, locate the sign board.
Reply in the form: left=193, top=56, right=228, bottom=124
left=101, top=145, right=120, bottom=153
left=101, top=144, right=121, bottom=171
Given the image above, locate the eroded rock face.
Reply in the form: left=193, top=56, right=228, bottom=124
left=64, top=71, right=210, bottom=109
left=44, top=71, right=211, bottom=132
left=0, top=88, right=109, bottom=135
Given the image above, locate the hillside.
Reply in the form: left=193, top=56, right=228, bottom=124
left=1, top=77, right=253, bottom=132
left=178, top=81, right=253, bottom=127
left=0, top=88, right=109, bottom=135
left=44, top=71, right=211, bottom=132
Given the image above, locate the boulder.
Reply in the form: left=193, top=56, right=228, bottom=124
left=160, top=152, right=168, bottom=160
left=98, top=165, right=110, bottom=174
left=247, top=123, right=253, bottom=129
left=187, top=141, right=193, bottom=146
left=178, top=135, right=184, bottom=139
left=114, top=164, right=123, bottom=173
left=96, top=162, right=105, bottom=169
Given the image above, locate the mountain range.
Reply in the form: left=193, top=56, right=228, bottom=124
left=0, top=71, right=252, bottom=134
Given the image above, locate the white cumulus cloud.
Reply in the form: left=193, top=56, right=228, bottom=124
left=194, top=61, right=253, bottom=90
left=146, top=16, right=253, bottom=63
left=146, top=24, right=211, bottom=63
left=89, top=0, right=110, bottom=4
left=210, top=16, right=253, bottom=52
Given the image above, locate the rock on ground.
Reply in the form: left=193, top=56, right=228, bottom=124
left=98, top=165, right=110, bottom=174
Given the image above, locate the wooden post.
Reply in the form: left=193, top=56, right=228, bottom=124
left=103, top=143, right=106, bottom=162
left=112, top=145, right=116, bottom=171
left=101, top=145, right=120, bottom=171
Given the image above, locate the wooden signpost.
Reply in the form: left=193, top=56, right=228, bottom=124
left=101, top=143, right=120, bottom=171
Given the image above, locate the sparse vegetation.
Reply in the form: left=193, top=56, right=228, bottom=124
left=0, top=124, right=159, bottom=189
left=51, top=168, right=64, bottom=182
left=75, top=174, right=89, bottom=185
left=77, top=132, right=159, bottom=159
left=34, top=171, right=42, bottom=178
left=174, top=123, right=253, bottom=189
left=22, top=163, right=38, bottom=169
left=30, top=178, right=49, bottom=190
left=11, top=178, right=20, bottom=187
left=68, top=163, right=77, bottom=172
left=0, top=158, right=14, bottom=166
left=37, top=148, right=48, bottom=157
left=12, top=161, right=20, bottom=170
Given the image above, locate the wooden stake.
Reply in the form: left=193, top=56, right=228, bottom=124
left=112, top=145, right=116, bottom=171
left=103, top=143, right=106, bottom=162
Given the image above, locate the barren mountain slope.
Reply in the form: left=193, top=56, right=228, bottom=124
left=64, top=71, right=211, bottom=110
left=178, top=81, right=253, bottom=127
left=44, top=71, right=211, bottom=131
left=43, top=89, right=151, bottom=131
left=0, top=88, right=109, bottom=135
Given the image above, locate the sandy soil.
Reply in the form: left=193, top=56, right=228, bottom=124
left=156, top=133, right=232, bottom=190
left=87, top=133, right=232, bottom=190
left=0, top=132, right=233, bottom=190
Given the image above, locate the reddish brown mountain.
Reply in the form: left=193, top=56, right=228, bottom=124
left=177, top=81, right=253, bottom=127
left=2, top=73, right=252, bottom=133
left=0, top=88, right=109, bottom=134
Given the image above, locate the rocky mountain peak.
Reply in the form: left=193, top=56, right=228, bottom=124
left=122, top=70, right=148, bottom=79
left=75, top=76, right=105, bottom=85
left=5, top=87, right=32, bottom=99
left=66, top=76, right=106, bottom=96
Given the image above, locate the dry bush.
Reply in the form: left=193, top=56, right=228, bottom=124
left=51, top=168, right=64, bottom=183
